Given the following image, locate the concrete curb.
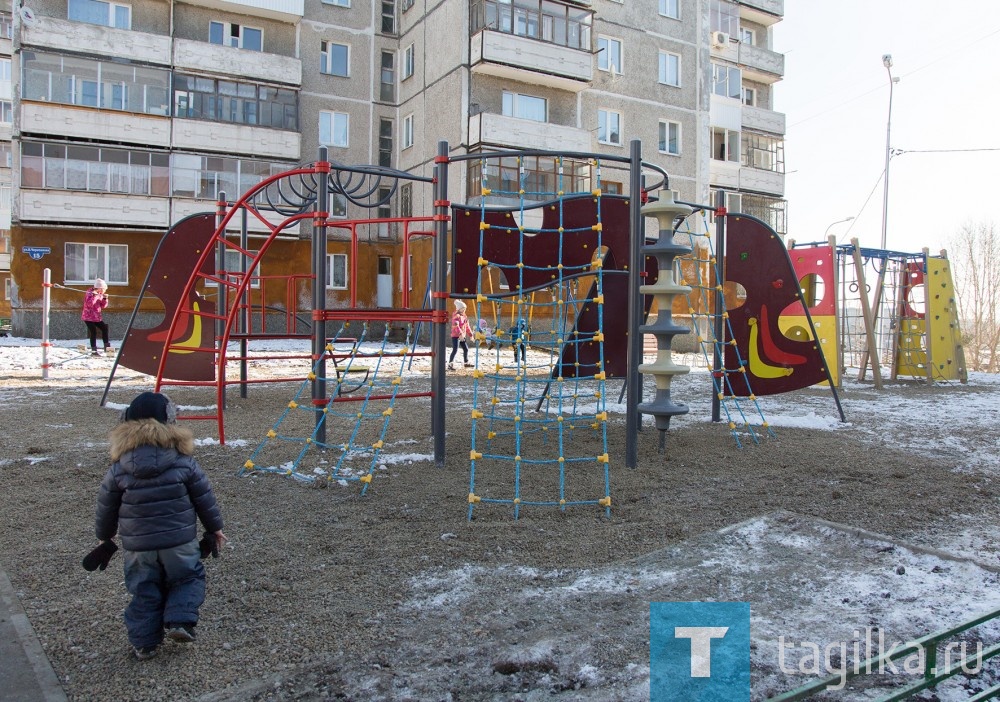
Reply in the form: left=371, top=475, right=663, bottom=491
left=0, top=566, right=68, bottom=702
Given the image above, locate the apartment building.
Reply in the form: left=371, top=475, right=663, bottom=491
left=5, top=0, right=783, bottom=337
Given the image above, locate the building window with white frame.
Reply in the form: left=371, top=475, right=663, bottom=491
left=597, top=109, right=621, bottom=146
left=659, top=0, right=679, bottom=18
left=502, top=91, right=546, bottom=122
left=659, top=120, right=681, bottom=155
left=743, top=87, right=755, bottom=107
left=709, top=0, right=739, bottom=37
left=658, top=51, right=680, bottom=87
left=0, top=101, right=11, bottom=124
left=327, top=253, right=348, bottom=289
left=379, top=51, right=395, bottom=102
left=711, top=126, right=740, bottom=163
left=321, top=41, right=350, bottom=77
left=65, top=242, right=128, bottom=285
left=402, top=44, right=414, bottom=80
left=320, top=111, right=349, bottom=148
left=68, top=0, right=131, bottom=29
left=206, top=249, right=261, bottom=289
left=402, top=113, right=414, bottom=149
left=740, top=27, right=755, bottom=46
left=597, top=36, right=622, bottom=74
left=322, top=0, right=351, bottom=6
left=712, top=62, right=741, bottom=99
left=209, top=21, right=263, bottom=51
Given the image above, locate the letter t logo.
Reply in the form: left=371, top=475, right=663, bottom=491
left=674, top=626, right=729, bottom=677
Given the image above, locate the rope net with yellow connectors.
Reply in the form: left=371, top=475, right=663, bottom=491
left=465, top=155, right=612, bottom=519
left=239, top=322, right=419, bottom=493
left=676, top=212, right=774, bottom=448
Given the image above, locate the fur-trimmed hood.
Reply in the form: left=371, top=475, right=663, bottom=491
left=110, top=419, right=194, bottom=463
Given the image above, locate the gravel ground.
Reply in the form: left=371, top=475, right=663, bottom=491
left=0, top=348, right=998, bottom=701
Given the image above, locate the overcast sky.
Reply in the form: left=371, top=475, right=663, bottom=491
left=773, top=2, right=1000, bottom=254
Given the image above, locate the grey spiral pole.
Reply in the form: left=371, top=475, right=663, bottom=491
left=637, top=189, right=693, bottom=451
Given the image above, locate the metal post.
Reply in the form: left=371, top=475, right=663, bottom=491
left=431, top=141, right=450, bottom=466
left=625, top=139, right=643, bottom=469
left=239, top=205, right=249, bottom=397
left=41, top=268, right=51, bottom=380
left=312, top=148, right=330, bottom=445
left=216, top=192, right=227, bottom=411
left=711, top=189, right=726, bottom=422
left=880, top=55, right=896, bottom=251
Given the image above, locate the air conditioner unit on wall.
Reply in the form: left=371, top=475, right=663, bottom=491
left=712, top=31, right=730, bottom=48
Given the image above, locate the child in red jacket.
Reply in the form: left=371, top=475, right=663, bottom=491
left=448, top=299, right=474, bottom=370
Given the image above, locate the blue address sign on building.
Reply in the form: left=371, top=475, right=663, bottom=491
left=22, top=246, right=52, bottom=260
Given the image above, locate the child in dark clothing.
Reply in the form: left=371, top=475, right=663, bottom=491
left=92, top=392, right=227, bottom=660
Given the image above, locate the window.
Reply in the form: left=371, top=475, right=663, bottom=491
left=68, top=0, right=130, bottom=29
left=379, top=119, right=393, bottom=168
left=658, top=120, right=681, bottom=155
left=173, top=75, right=297, bottom=130
left=502, top=91, right=546, bottom=122
left=402, top=114, right=414, bottom=149
left=709, top=0, right=738, bottom=37
left=22, top=142, right=170, bottom=196
left=400, top=182, right=412, bottom=217
left=468, top=154, right=590, bottom=202
left=743, top=133, right=784, bottom=173
left=711, top=127, right=740, bottom=163
left=597, top=109, right=621, bottom=146
left=597, top=36, right=622, bottom=74
left=377, top=186, right=392, bottom=238
left=320, top=111, right=349, bottom=148
left=0, top=102, right=11, bottom=124
left=0, top=59, right=10, bottom=82
left=401, top=0, right=414, bottom=12
left=379, top=51, right=395, bottom=102
left=658, top=52, right=680, bottom=87
left=472, top=0, right=592, bottom=51
left=381, top=0, right=396, bottom=34
left=24, top=52, right=172, bottom=117
left=321, top=41, right=349, bottom=77
left=740, top=28, right=755, bottom=46
left=4, top=277, right=9, bottom=301
left=712, top=62, right=741, bottom=99
left=402, top=44, right=414, bottom=80
left=743, top=87, right=755, bottom=107
left=209, top=22, right=263, bottom=52
left=323, top=0, right=350, bottom=6
left=65, top=243, right=128, bottom=285
left=659, top=0, right=679, bottom=19
left=170, top=154, right=288, bottom=200
left=602, top=181, right=623, bottom=195
left=327, top=253, right=348, bottom=289
left=330, top=192, right=348, bottom=218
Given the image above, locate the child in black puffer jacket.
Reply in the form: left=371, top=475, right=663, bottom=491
left=92, top=391, right=227, bottom=660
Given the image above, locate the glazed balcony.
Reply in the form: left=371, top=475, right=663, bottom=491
left=470, top=0, right=593, bottom=91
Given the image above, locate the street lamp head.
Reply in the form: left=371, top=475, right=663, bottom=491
left=882, top=54, right=893, bottom=69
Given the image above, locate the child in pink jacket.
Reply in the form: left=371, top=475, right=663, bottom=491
left=448, top=300, right=474, bottom=370
left=81, top=278, right=111, bottom=356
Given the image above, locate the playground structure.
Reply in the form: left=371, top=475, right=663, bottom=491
left=95, top=141, right=848, bottom=515
left=786, top=236, right=967, bottom=388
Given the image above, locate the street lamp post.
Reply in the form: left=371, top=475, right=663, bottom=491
left=824, top=216, right=855, bottom=240
left=880, top=54, right=899, bottom=251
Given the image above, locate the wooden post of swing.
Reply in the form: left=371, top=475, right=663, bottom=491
left=857, top=253, right=888, bottom=383
left=829, top=235, right=843, bottom=388
left=850, top=239, right=883, bottom=389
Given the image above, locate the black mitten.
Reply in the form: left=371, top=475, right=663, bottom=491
left=82, top=540, right=118, bottom=571
left=199, top=532, right=219, bottom=559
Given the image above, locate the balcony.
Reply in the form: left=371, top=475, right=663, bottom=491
left=738, top=42, right=784, bottom=82
left=471, top=31, right=592, bottom=91
left=172, top=120, right=301, bottom=161
left=742, top=105, right=785, bottom=135
left=738, top=0, right=783, bottom=25
left=178, top=0, right=305, bottom=22
left=469, top=112, right=591, bottom=151
left=21, top=17, right=171, bottom=65
left=21, top=103, right=171, bottom=147
left=173, top=38, right=301, bottom=86
left=19, top=190, right=170, bottom=228
left=708, top=161, right=783, bottom=198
